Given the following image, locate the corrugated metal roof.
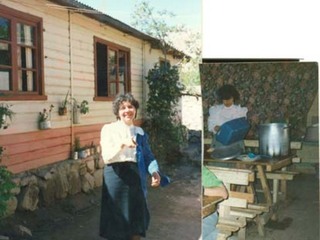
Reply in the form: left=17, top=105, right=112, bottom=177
left=47, top=0, right=186, bottom=59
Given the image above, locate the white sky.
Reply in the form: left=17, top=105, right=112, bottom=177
left=202, top=0, right=320, bottom=63
left=77, top=0, right=201, bottom=32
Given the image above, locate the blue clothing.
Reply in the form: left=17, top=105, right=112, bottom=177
left=100, top=130, right=170, bottom=239
left=202, top=212, right=219, bottom=240
left=136, top=132, right=170, bottom=197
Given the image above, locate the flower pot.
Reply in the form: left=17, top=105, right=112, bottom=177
left=73, top=107, right=80, bottom=124
left=58, top=107, right=67, bottom=116
left=73, top=151, right=78, bottom=160
left=39, top=120, right=51, bottom=130
left=78, top=150, right=87, bottom=159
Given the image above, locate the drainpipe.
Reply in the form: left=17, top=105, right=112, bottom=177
left=68, top=10, right=75, bottom=153
left=141, top=40, right=146, bottom=119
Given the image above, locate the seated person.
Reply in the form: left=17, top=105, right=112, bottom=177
left=208, top=84, right=247, bottom=149
left=202, top=166, right=228, bottom=240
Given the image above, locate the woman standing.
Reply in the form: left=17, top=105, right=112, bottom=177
left=99, top=93, right=165, bottom=240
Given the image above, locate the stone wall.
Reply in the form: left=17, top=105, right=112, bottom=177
left=5, top=153, right=104, bottom=217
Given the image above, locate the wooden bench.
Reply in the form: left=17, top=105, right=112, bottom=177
left=207, top=166, right=257, bottom=240
left=204, top=138, right=299, bottom=236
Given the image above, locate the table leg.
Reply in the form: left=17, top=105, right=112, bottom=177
left=257, top=165, right=272, bottom=206
left=273, top=179, right=279, bottom=203
left=280, top=167, right=287, bottom=200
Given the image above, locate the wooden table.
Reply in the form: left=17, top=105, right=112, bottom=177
left=204, top=155, right=293, bottom=206
left=202, top=195, right=224, bottom=218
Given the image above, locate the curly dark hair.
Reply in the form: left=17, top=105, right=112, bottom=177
left=112, top=93, right=139, bottom=120
left=216, top=84, right=240, bottom=102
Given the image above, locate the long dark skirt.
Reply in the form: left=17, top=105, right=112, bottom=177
left=99, top=162, right=150, bottom=240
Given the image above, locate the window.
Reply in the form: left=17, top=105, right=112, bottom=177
left=94, top=37, right=131, bottom=100
left=0, top=4, right=44, bottom=100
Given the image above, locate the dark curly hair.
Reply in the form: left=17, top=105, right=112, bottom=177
left=216, top=84, right=240, bottom=102
left=112, top=93, right=139, bottom=120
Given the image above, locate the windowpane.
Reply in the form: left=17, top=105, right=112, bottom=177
left=0, top=69, right=11, bottom=90
left=96, top=42, right=108, bottom=96
left=18, top=70, right=35, bottom=92
left=0, top=43, right=11, bottom=65
left=110, top=82, right=117, bottom=96
left=17, top=46, right=34, bottom=68
left=16, top=23, right=34, bottom=46
left=108, top=49, right=116, bottom=82
left=0, top=17, right=10, bottom=40
left=119, top=51, right=127, bottom=93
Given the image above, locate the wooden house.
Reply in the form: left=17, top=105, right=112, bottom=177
left=0, top=0, right=185, bottom=174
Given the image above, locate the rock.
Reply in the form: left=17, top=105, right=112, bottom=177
left=38, top=178, right=56, bottom=206
left=20, top=175, right=37, bottom=187
left=54, top=165, right=69, bottom=199
left=93, top=169, right=103, bottom=187
left=95, top=155, right=105, bottom=169
left=0, top=235, right=9, bottom=240
left=4, top=196, right=17, bottom=216
left=81, top=173, right=95, bottom=193
left=18, top=184, right=39, bottom=211
left=86, top=157, right=95, bottom=174
left=14, top=224, right=32, bottom=238
left=68, top=169, right=81, bottom=195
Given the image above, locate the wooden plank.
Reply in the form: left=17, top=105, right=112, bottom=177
left=202, top=196, right=224, bottom=218
left=257, top=165, right=272, bottom=206
left=220, top=197, right=247, bottom=208
left=230, top=208, right=259, bottom=218
left=266, top=157, right=292, bottom=171
left=247, top=203, right=269, bottom=212
left=218, top=216, right=247, bottom=228
left=229, top=191, right=254, bottom=203
left=207, top=166, right=254, bottom=185
left=216, top=223, right=240, bottom=232
left=256, top=172, right=296, bottom=180
left=244, top=139, right=302, bottom=150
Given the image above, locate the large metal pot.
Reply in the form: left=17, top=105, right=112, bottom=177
left=258, top=123, right=290, bottom=157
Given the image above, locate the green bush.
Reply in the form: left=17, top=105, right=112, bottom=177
left=0, top=166, right=15, bottom=218
left=143, top=63, right=187, bottom=163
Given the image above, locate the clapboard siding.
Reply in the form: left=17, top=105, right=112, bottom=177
left=0, top=0, right=180, bottom=173
left=1, top=123, right=105, bottom=173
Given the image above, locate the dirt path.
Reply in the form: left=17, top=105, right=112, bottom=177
left=0, top=162, right=201, bottom=240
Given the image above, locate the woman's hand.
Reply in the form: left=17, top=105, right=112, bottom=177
left=214, top=125, right=221, bottom=132
left=151, top=172, right=161, bottom=187
left=121, top=137, right=137, bottom=149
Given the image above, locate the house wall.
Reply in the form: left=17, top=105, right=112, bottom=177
left=0, top=0, right=179, bottom=173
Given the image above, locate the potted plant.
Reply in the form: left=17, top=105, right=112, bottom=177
left=38, top=104, right=54, bottom=130
left=0, top=103, right=15, bottom=129
left=73, top=137, right=87, bottom=159
left=72, top=99, right=89, bottom=124
left=58, top=91, right=69, bottom=116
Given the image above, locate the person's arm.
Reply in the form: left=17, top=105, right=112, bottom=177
left=202, top=166, right=228, bottom=199
left=100, top=123, right=136, bottom=164
left=204, top=185, right=228, bottom=199
left=141, top=132, right=161, bottom=187
left=208, top=106, right=221, bottom=133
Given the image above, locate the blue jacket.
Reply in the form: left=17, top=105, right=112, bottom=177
left=136, top=133, right=170, bottom=197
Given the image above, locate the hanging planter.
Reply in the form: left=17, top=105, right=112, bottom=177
left=72, top=99, right=89, bottom=124
left=39, top=120, right=52, bottom=130
left=38, top=105, right=54, bottom=130
left=58, top=91, right=70, bottom=116
left=73, top=105, right=80, bottom=124
left=0, top=103, right=15, bottom=129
